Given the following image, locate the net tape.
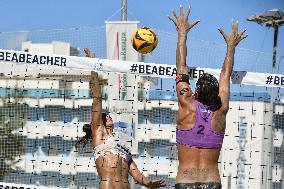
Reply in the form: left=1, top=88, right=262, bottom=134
left=0, top=49, right=283, bottom=88
left=0, top=182, right=69, bottom=189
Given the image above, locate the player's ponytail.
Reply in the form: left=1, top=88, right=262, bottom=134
left=75, top=124, right=92, bottom=148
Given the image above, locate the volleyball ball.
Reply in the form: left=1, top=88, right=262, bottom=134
left=131, top=27, right=158, bottom=54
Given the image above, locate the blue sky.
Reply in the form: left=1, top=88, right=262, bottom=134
left=0, top=0, right=284, bottom=74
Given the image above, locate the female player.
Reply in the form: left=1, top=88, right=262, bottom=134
left=168, top=5, right=247, bottom=189
left=75, top=48, right=165, bottom=189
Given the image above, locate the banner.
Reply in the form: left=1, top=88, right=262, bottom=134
left=0, top=49, right=284, bottom=88
left=0, top=182, right=68, bottom=189
left=105, top=21, right=140, bottom=152
left=105, top=21, right=140, bottom=100
left=105, top=21, right=139, bottom=62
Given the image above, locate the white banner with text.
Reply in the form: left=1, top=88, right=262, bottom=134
left=0, top=49, right=283, bottom=88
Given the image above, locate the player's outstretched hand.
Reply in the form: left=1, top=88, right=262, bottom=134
left=168, top=5, right=200, bottom=34
left=218, top=20, right=248, bottom=48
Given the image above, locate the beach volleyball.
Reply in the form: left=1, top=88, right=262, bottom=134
left=131, top=27, right=158, bottom=54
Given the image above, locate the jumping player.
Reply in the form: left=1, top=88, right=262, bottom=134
left=75, top=48, right=166, bottom=189
left=168, top=5, right=247, bottom=189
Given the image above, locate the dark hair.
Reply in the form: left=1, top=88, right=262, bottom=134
left=195, top=73, right=220, bottom=106
left=101, top=112, right=108, bottom=127
left=75, top=113, right=108, bottom=148
left=75, top=124, right=92, bottom=148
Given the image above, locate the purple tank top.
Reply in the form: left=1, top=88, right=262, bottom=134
left=176, top=100, right=224, bottom=149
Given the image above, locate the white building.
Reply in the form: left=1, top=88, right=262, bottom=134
left=22, top=41, right=79, bottom=56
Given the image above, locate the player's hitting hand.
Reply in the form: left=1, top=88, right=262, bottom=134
left=83, top=48, right=96, bottom=58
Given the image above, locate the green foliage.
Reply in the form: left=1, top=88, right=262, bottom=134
left=0, top=88, right=26, bottom=181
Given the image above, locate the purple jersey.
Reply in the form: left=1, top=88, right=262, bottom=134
left=176, top=100, right=224, bottom=149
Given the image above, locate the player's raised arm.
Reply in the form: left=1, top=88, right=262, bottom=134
left=168, top=5, right=199, bottom=74
left=83, top=48, right=103, bottom=131
left=218, top=21, right=247, bottom=113
left=75, top=48, right=102, bottom=148
left=168, top=5, right=199, bottom=105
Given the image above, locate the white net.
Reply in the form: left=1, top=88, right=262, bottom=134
left=0, top=27, right=283, bottom=189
